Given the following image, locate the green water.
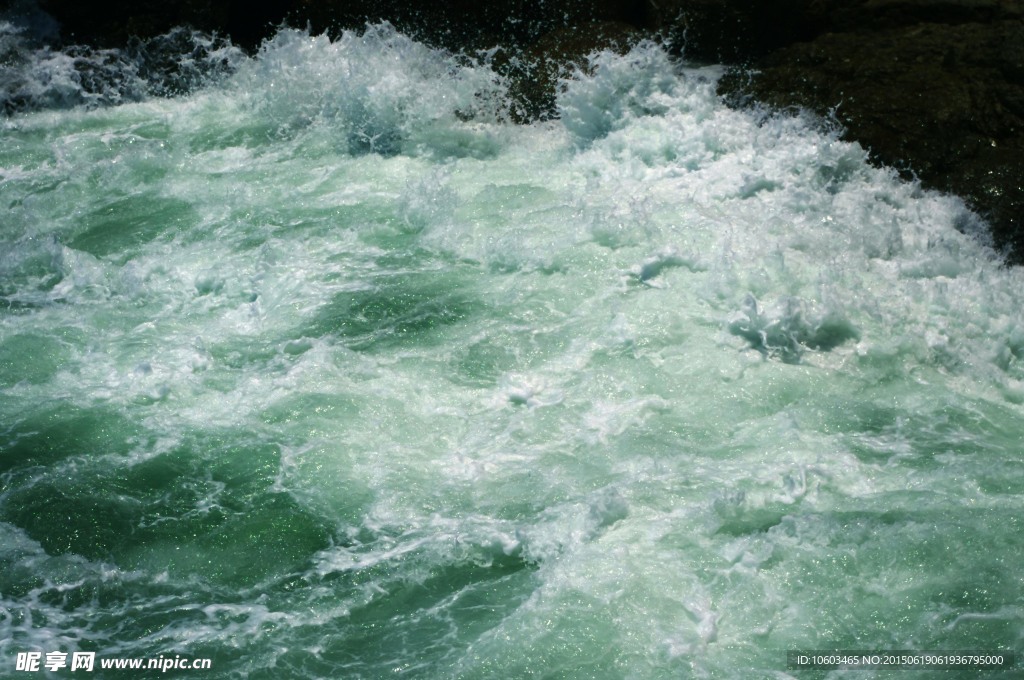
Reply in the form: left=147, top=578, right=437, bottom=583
left=1, top=26, right=1022, bottom=678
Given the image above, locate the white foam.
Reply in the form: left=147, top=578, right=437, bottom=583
left=2, top=28, right=1023, bottom=677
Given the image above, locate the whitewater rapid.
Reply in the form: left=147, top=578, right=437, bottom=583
left=1, top=24, right=1021, bottom=679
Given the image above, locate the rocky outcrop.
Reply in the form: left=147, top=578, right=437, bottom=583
left=31, top=0, right=642, bottom=51
left=719, top=16, right=1024, bottom=261
left=643, top=0, right=825, bottom=62
left=646, top=1, right=1024, bottom=262
left=34, top=0, right=233, bottom=45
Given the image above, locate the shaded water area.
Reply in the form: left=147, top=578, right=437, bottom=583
left=1, top=24, right=1022, bottom=678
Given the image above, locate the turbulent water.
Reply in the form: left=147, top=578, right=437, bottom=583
left=1, top=23, right=1023, bottom=679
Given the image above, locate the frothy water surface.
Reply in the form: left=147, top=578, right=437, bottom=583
left=1, top=25, right=1022, bottom=678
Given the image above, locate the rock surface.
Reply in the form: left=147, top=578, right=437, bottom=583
left=19, top=0, right=1024, bottom=262
left=708, top=1, right=1024, bottom=263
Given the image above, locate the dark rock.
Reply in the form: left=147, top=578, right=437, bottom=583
left=646, top=0, right=1024, bottom=60
left=819, top=0, right=1024, bottom=32
left=716, top=9, right=1024, bottom=262
left=642, top=0, right=826, bottom=62
left=289, top=0, right=643, bottom=54
left=35, top=0, right=643, bottom=52
left=36, top=0, right=228, bottom=45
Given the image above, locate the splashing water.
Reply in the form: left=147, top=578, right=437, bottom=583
left=1, top=24, right=1022, bottom=679
left=0, top=20, right=243, bottom=113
